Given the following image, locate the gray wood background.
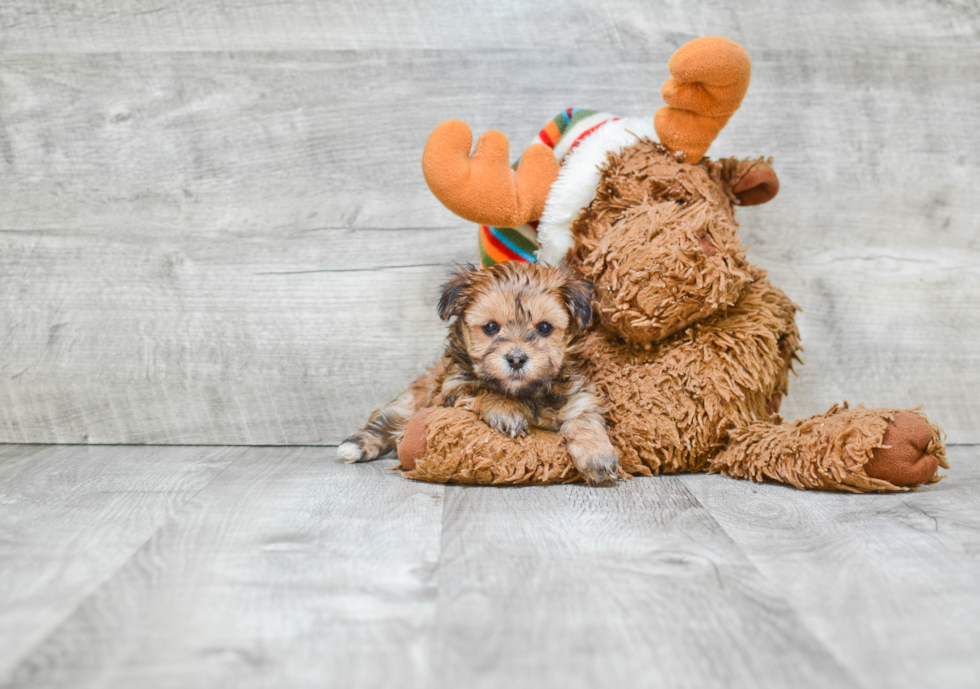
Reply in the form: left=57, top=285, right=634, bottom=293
left=1, top=0, right=979, bottom=446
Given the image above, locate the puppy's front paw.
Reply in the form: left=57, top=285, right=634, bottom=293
left=576, top=451, right=621, bottom=486
left=485, top=411, right=530, bottom=438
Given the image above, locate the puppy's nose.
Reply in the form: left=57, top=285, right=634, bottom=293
left=505, top=351, right=528, bottom=370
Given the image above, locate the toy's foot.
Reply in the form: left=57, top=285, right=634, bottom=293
left=397, top=408, right=431, bottom=471
left=864, top=412, right=940, bottom=487
left=711, top=403, right=946, bottom=492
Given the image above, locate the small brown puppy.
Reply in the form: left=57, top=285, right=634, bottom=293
left=338, top=261, right=621, bottom=484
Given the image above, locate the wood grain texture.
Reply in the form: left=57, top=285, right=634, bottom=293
left=432, top=477, right=860, bottom=689
left=1, top=3, right=979, bottom=687
left=1, top=1, right=978, bottom=444
left=0, top=256, right=451, bottom=444
left=0, top=0, right=977, bottom=53
left=680, top=446, right=980, bottom=689
left=2, top=233, right=976, bottom=444
left=1, top=445, right=977, bottom=686
left=767, top=250, right=980, bottom=439
left=0, top=444, right=49, bottom=480
left=0, top=444, right=240, bottom=679
left=1, top=451, right=444, bottom=689
left=1, top=46, right=979, bottom=245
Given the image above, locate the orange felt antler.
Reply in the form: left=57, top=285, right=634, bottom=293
left=422, top=120, right=560, bottom=227
left=654, top=36, right=752, bottom=163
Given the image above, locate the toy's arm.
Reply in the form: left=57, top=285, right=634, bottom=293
left=421, top=120, right=560, bottom=228
left=397, top=407, right=585, bottom=485
left=655, top=36, right=752, bottom=163
left=400, top=405, right=945, bottom=490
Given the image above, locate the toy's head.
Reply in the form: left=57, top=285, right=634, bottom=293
left=422, top=36, right=780, bottom=347
left=570, top=140, right=779, bottom=344
left=438, top=261, right=592, bottom=398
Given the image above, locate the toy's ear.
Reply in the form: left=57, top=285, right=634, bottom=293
left=437, top=264, right=480, bottom=321
left=719, top=157, right=780, bottom=206
left=558, top=268, right=594, bottom=332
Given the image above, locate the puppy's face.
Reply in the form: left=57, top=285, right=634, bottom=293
left=439, top=262, right=592, bottom=397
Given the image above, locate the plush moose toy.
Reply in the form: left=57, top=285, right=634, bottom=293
left=392, top=36, right=946, bottom=491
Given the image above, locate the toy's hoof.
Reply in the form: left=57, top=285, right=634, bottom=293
left=864, top=412, right=939, bottom=487
left=397, top=408, right=432, bottom=471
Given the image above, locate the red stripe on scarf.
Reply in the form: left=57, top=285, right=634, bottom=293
left=480, top=225, right=523, bottom=263
left=566, top=117, right=620, bottom=155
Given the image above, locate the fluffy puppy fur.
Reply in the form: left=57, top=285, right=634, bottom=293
left=338, top=261, right=621, bottom=484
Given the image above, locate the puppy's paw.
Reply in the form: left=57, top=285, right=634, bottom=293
left=337, top=441, right=366, bottom=463
left=485, top=411, right=530, bottom=438
left=576, top=451, right=621, bottom=486
left=337, top=434, right=378, bottom=463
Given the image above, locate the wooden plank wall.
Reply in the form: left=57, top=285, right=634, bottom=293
left=1, top=0, right=978, bottom=445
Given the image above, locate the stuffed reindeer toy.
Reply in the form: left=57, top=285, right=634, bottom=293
left=350, top=36, right=947, bottom=491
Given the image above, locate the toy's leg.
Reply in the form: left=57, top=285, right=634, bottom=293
left=337, top=365, right=443, bottom=463
left=710, top=403, right=947, bottom=492
left=583, top=276, right=801, bottom=477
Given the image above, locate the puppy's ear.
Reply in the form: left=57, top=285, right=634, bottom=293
left=438, top=264, right=480, bottom=321
left=558, top=267, right=593, bottom=332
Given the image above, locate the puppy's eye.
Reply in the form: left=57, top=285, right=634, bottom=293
left=482, top=321, right=500, bottom=335
left=536, top=322, right=553, bottom=336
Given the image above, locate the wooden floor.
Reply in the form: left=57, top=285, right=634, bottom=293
left=0, top=443, right=977, bottom=688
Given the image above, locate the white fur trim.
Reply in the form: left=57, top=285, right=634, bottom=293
left=550, top=112, right=617, bottom=160
left=536, top=117, right=657, bottom=266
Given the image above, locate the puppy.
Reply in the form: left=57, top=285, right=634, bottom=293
left=337, top=261, right=621, bottom=485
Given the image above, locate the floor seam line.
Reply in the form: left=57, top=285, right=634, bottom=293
left=670, top=475, right=871, bottom=689
left=0, top=446, right=250, bottom=681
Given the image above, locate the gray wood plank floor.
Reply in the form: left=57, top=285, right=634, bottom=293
left=0, top=443, right=977, bottom=688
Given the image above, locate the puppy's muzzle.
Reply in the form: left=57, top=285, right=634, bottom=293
left=505, top=350, right=529, bottom=371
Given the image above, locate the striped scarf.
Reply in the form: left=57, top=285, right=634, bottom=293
left=478, top=108, right=618, bottom=267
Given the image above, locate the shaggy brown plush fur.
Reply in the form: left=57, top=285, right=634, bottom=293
left=402, top=407, right=589, bottom=485
left=394, top=138, right=947, bottom=492
left=573, top=140, right=757, bottom=344
left=712, top=404, right=948, bottom=492
left=401, top=404, right=947, bottom=492
left=343, top=261, right=621, bottom=483
left=580, top=274, right=799, bottom=477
